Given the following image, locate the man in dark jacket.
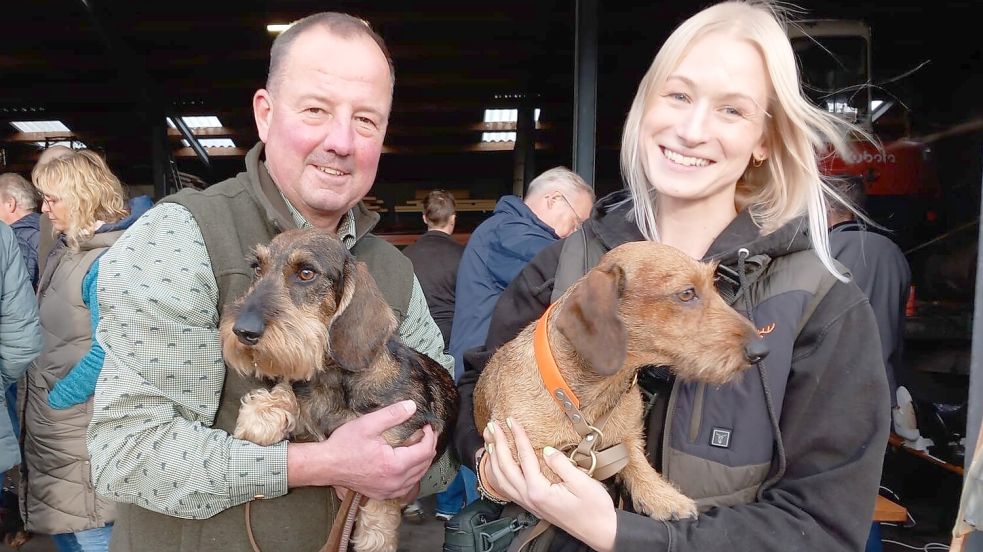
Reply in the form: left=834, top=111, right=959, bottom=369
left=827, top=177, right=911, bottom=415
left=0, top=173, right=40, bottom=290
left=448, top=166, right=593, bottom=382
left=402, top=189, right=464, bottom=350
left=401, top=189, right=466, bottom=521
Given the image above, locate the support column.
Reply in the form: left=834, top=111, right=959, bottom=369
left=572, top=0, right=598, bottom=188
left=513, top=102, right=536, bottom=196
left=150, top=116, right=170, bottom=200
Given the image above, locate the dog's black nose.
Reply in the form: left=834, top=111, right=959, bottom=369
left=233, top=309, right=266, bottom=346
left=744, top=338, right=769, bottom=364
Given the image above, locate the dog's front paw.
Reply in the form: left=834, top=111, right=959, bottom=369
left=233, top=388, right=297, bottom=446
left=633, top=487, right=698, bottom=521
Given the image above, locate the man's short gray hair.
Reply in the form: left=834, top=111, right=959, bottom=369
left=0, top=172, right=38, bottom=211
left=526, top=166, right=594, bottom=201
left=267, top=12, right=395, bottom=93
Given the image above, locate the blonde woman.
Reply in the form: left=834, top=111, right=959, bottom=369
left=21, top=150, right=151, bottom=552
left=453, top=2, right=888, bottom=551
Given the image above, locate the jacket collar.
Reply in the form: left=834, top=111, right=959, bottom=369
left=588, top=190, right=812, bottom=267
left=10, top=211, right=40, bottom=231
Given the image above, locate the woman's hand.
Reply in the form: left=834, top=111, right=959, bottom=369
left=482, top=418, right=618, bottom=552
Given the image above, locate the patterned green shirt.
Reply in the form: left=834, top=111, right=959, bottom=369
left=88, top=202, right=454, bottom=519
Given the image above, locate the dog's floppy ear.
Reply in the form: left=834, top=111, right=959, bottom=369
left=554, top=264, right=627, bottom=376
left=327, top=256, right=397, bottom=371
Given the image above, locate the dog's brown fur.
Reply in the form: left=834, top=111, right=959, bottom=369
left=474, top=241, right=766, bottom=520
left=219, top=228, right=458, bottom=552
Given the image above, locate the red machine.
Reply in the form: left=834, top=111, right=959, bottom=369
left=789, top=20, right=943, bottom=248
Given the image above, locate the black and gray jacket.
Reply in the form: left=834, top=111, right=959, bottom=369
left=454, top=190, right=890, bottom=552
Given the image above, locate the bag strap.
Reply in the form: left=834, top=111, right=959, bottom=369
left=550, top=229, right=606, bottom=303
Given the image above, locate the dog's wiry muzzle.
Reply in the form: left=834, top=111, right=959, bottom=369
left=233, top=303, right=266, bottom=346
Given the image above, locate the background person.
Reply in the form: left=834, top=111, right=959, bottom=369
left=0, top=221, right=42, bottom=547
left=826, top=176, right=911, bottom=416
left=401, top=189, right=466, bottom=522
left=0, top=172, right=41, bottom=544
left=87, top=13, right=454, bottom=551
left=23, top=150, right=151, bottom=552
left=402, top=189, right=464, bottom=351
left=456, top=2, right=889, bottom=551
left=448, top=166, right=594, bottom=382
left=0, top=173, right=41, bottom=290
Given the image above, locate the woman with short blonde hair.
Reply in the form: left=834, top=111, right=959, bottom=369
left=32, top=149, right=127, bottom=250
left=23, top=148, right=150, bottom=552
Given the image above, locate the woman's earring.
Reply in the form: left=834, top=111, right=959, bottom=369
left=752, top=156, right=765, bottom=168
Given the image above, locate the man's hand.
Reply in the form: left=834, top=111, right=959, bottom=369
left=286, top=400, right=437, bottom=500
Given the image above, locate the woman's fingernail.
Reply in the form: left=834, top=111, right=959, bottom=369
left=487, top=443, right=495, bottom=454
left=543, top=446, right=557, bottom=457
left=487, top=421, right=495, bottom=434
left=506, top=417, right=513, bottom=429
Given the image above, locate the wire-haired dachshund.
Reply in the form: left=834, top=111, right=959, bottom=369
left=220, top=228, right=458, bottom=552
left=474, top=241, right=768, bottom=520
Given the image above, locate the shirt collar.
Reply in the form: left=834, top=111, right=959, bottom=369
left=266, top=161, right=357, bottom=250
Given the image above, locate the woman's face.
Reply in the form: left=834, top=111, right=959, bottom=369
left=41, top=193, right=69, bottom=234
left=640, top=32, right=770, bottom=209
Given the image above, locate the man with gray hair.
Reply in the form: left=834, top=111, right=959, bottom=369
left=449, top=166, right=594, bottom=382
left=445, top=166, right=592, bottom=510
left=0, top=173, right=40, bottom=290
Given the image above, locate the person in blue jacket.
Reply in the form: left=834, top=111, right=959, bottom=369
left=443, top=167, right=593, bottom=517
left=448, top=166, right=594, bottom=382
left=0, top=220, right=42, bottom=475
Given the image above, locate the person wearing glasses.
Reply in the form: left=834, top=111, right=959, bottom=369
left=446, top=166, right=593, bottom=516
left=449, top=166, right=593, bottom=383
left=24, top=150, right=152, bottom=552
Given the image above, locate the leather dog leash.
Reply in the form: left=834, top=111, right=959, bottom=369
left=320, top=491, right=366, bottom=552
left=245, top=489, right=365, bottom=552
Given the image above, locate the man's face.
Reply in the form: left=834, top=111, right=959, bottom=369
left=536, top=190, right=593, bottom=238
left=254, top=30, right=392, bottom=228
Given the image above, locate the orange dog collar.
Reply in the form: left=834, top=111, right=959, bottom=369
left=535, top=301, right=580, bottom=409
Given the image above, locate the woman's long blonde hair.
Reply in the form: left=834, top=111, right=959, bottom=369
left=33, top=149, right=128, bottom=250
left=620, top=0, right=869, bottom=279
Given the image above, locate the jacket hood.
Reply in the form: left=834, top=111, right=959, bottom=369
left=705, top=210, right=812, bottom=268
left=585, top=190, right=645, bottom=250
left=99, top=195, right=153, bottom=234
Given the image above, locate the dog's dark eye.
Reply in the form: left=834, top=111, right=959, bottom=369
left=297, top=269, right=317, bottom=282
left=250, top=261, right=262, bottom=277
left=677, top=288, right=697, bottom=302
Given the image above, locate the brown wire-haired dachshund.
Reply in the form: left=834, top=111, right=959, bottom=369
left=219, top=228, right=458, bottom=552
left=474, top=241, right=768, bottom=520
